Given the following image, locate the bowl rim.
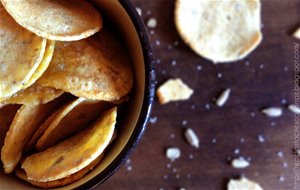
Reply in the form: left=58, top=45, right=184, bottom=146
left=76, top=0, right=155, bottom=189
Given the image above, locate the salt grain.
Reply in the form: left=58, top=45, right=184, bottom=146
left=166, top=147, right=181, bottom=161
left=288, top=104, right=300, bottom=114
left=184, top=128, right=200, bottom=148
left=216, top=88, right=231, bottom=107
left=231, top=157, right=250, bottom=169
left=261, top=107, right=282, bottom=117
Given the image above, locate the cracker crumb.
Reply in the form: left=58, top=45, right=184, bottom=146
left=216, top=88, right=231, bottom=107
left=135, top=7, right=142, bottom=16
left=257, top=134, right=265, bottom=143
left=231, top=157, right=250, bottom=169
left=184, top=128, right=200, bottom=148
left=157, top=78, right=194, bottom=104
left=293, top=27, right=300, bottom=39
left=277, top=151, right=284, bottom=158
left=166, top=147, right=181, bottom=161
left=228, top=177, right=263, bottom=190
left=288, top=104, right=300, bottom=114
left=261, top=107, right=282, bottom=117
left=147, top=18, right=157, bottom=28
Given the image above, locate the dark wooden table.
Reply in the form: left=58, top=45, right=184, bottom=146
left=99, top=0, right=300, bottom=189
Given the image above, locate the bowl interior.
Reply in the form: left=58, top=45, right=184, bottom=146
left=0, top=0, right=147, bottom=189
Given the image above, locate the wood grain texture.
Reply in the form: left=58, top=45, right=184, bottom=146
left=98, top=0, right=300, bottom=189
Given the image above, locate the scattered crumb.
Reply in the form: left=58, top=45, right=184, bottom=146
left=157, top=78, right=194, bottom=104
left=278, top=175, right=285, bottom=182
left=149, top=116, right=158, bottom=124
left=281, top=99, right=287, bottom=104
left=182, top=120, right=188, bottom=126
left=288, top=104, right=300, bottom=114
left=167, top=45, right=172, bottom=50
left=212, top=138, right=217, bottom=144
left=163, top=175, right=168, bottom=179
left=197, top=65, right=202, bottom=71
left=178, top=188, right=186, bottom=190
left=277, top=151, right=284, bottom=158
left=170, top=133, right=175, bottom=138
left=171, top=60, right=177, bottom=66
left=250, top=112, right=256, bottom=117
left=234, top=148, right=240, bottom=155
left=188, top=154, right=194, bottom=159
left=155, top=40, right=161, bottom=46
left=245, top=61, right=250, bottom=66
left=191, top=104, right=196, bottom=110
left=146, top=10, right=151, bottom=15
left=270, top=122, right=276, bottom=127
left=147, top=18, right=157, bottom=28
left=283, top=66, right=289, bottom=72
left=261, top=107, right=283, bottom=117
left=166, top=147, right=181, bottom=161
left=184, top=128, right=200, bottom=148
left=156, top=59, right=161, bottom=64
left=175, top=174, right=180, bottom=179
left=217, top=73, right=223, bottom=78
left=283, top=162, right=288, bottom=168
left=257, top=134, right=265, bottom=143
left=240, top=138, right=245, bottom=143
left=126, top=165, right=132, bottom=171
left=293, top=27, right=300, bottom=39
left=216, top=88, right=231, bottom=107
left=231, top=157, right=250, bottom=169
left=259, top=64, right=264, bottom=69
left=135, top=7, right=142, bottom=15
left=205, top=103, right=211, bottom=110
left=227, top=177, right=263, bottom=190
left=174, top=41, right=179, bottom=46
left=150, top=30, right=155, bottom=35
left=166, top=163, right=172, bottom=168
left=186, top=173, right=192, bottom=178
left=172, top=168, right=177, bottom=173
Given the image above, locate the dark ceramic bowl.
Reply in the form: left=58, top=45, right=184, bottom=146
left=0, top=0, right=155, bottom=189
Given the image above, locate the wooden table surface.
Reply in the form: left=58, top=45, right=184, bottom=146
left=99, top=0, right=300, bottom=189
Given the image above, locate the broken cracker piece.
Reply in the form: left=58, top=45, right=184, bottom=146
left=293, top=27, right=300, bottom=39
left=157, top=78, right=193, bottom=104
left=228, top=177, right=263, bottom=190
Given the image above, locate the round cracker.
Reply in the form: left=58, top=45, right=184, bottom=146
left=22, top=107, right=117, bottom=182
left=175, top=0, right=262, bottom=63
left=37, top=29, right=133, bottom=102
left=25, top=107, right=63, bottom=152
left=0, top=84, right=63, bottom=105
left=36, top=98, right=109, bottom=151
left=1, top=96, right=65, bottom=173
left=0, top=0, right=102, bottom=41
left=0, top=4, right=47, bottom=98
left=15, top=154, right=104, bottom=188
left=23, top=40, right=56, bottom=88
